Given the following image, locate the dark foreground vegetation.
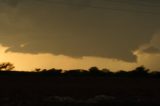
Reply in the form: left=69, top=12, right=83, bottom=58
left=0, top=62, right=160, bottom=105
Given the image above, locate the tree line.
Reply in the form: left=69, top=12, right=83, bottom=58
left=0, top=62, right=160, bottom=78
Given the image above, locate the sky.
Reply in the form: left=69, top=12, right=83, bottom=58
left=0, top=0, right=160, bottom=71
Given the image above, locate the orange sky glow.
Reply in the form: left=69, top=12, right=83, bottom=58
left=0, top=44, right=139, bottom=71
left=1, top=44, right=160, bottom=72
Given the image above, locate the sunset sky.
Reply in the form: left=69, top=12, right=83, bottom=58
left=0, top=0, right=160, bottom=71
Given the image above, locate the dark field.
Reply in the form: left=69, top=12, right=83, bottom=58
left=0, top=76, right=160, bottom=106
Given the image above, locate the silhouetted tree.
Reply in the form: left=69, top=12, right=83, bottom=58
left=89, top=67, right=106, bottom=76
left=64, top=69, right=82, bottom=77
left=89, top=67, right=99, bottom=72
left=40, top=68, right=62, bottom=76
left=115, top=70, right=128, bottom=77
left=80, top=70, right=90, bottom=76
left=47, top=68, right=62, bottom=75
left=101, top=68, right=113, bottom=77
left=150, top=71, right=160, bottom=78
left=0, top=62, right=15, bottom=71
left=129, top=66, right=149, bottom=77
left=35, top=68, right=41, bottom=72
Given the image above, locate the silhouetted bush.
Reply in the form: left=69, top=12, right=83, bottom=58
left=150, top=71, right=160, bottom=78
left=115, top=70, right=128, bottom=77
left=89, top=67, right=106, bottom=76
left=101, top=68, right=114, bottom=77
left=0, top=64, right=160, bottom=78
left=129, top=66, right=150, bottom=77
left=0, top=62, right=15, bottom=71
left=41, top=68, right=62, bottom=76
left=63, top=69, right=83, bottom=77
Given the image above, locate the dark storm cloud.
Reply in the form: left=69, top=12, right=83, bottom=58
left=142, top=46, right=160, bottom=54
left=0, top=0, right=160, bottom=62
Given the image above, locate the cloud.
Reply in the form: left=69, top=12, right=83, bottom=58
left=141, top=46, right=160, bottom=54
left=0, top=0, right=159, bottom=62
left=0, top=44, right=137, bottom=71
left=138, top=33, right=160, bottom=54
left=133, top=33, right=160, bottom=70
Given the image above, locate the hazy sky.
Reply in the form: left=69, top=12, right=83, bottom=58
left=0, top=0, right=160, bottom=71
